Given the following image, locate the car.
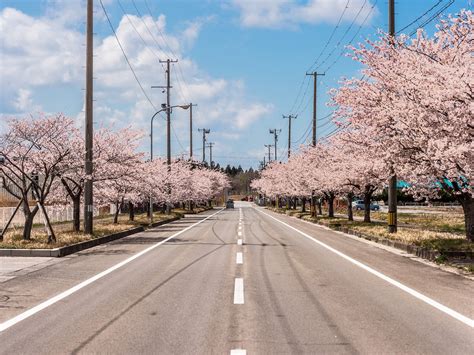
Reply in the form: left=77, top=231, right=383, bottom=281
left=352, top=200, right=380, bottom=211
left=241, top=196, right=248, bottom=201
left=226, top=199, right=234, bottom=209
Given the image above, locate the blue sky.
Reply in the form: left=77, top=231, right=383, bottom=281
left=0, top=0, right=470, bottom=168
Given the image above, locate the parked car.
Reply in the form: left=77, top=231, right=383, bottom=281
left=241, top=196, right=248, bottom=201
left=352, top=200, right=380, bottom=211
left=226, top=199, right=235, bottom=209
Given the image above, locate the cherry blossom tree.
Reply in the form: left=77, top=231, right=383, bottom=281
left=0, top=114, right=76, bottom=242
left=331, top=10, right=473, bottom=239
left=55, top=127, right=145, bottom=230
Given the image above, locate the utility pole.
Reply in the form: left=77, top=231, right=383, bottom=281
left=189, top=103, right=197, bottom=159
left=269, top=129, right=281, bottom=161
left=263, top=155, right=266, bottom=167
left=84, top=0, right=93, bottom=234
left=206, top=142, right=215, bottom=168
left=159, top=59, right=178, bottom=165
left=283, top=115, right=297, bottom=158
left=264, top=144, right=273, bottom=163
left=387, top=0, right=397, bottom=233
left=306, top=72, right=325, bottom=146
left=306, top=71, right=324, bottom=217
left=198, top=128, right=210, bottom=163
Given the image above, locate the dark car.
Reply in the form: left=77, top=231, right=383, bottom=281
left=352, top=200, right=380, bottom=211
left=226, top=199, right=234, bottom=209
left=241, top=196, right=249, bottom=201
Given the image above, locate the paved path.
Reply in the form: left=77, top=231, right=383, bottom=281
left=0, top=203, right=472, bottom=354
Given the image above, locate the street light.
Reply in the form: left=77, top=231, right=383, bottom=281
left=149, top=104, right=190, bottom=223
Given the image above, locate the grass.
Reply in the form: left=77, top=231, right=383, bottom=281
left=0, top=210, right=184, bottom=249
left=270, top=207, right=473, bottom=254
left=348, top=210, right=466, bottom=235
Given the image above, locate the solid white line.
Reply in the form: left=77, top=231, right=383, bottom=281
left=234, top=278, right=244, bottom=304
left=230, top=349, right=246, bottom=355
left=255, top=208, right=474, bottom=328
left=0, top=209, right=224, bottom=333
left=236, top=252, right=243, bottom=264
left=237, top=239, right=243, bottom=245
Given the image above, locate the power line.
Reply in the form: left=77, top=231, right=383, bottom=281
left=407, top=0, right=455, bottom=37
left=99, top=0, right=158, bottom=111
left=307, top=0, right=351, bottom=72
left=322, top=0, right=378, bottom=73
left=141, top=0, right=192, bottom=103
left=315, top=0, right=370, bottom=72
left=397, top=0, right=443, bottom=34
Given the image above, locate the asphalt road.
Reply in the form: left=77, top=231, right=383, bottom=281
left=0, top=202, right=472, bottom=354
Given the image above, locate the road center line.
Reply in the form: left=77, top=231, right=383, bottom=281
left=230, top=349, right=246, bottom=355
left=238, top=231, right=242, bottom=236
left=255, top=207, right=474, bottom=328
left=236, top=252, right=243, bottom=264
left=234, top=278, right=244, bottom=304
left=0, top=209, right=224, bottom=333
left=237, top=239, right=243, bottom=245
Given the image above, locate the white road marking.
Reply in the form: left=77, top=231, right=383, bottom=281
left=236, top=252, right=243, bottom=264
left=0, top=209, right=224, bottom=333
left=255, top=208, right=474, bottom=328
left=234, top=278, right=244, bottom=304
left=238, top=226, right=242, bottom=230
left=237, top=239, right=243, bottom=245
left=230, top=349, right=246, bottom=355
left=238, top=231, right=242, bottom=236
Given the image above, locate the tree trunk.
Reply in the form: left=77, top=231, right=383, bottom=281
left=113, top=201, right=120, bottom=224
left=129, top=201, right=135, bottom=221
left=327, top=194, right=335, bottom=218
left=21, top=196, right=39, bottom=241
left=293, top=198, right=297, bottom=210
left=347, top=192, right=354, bottom=221
left=318, top=199, right=322, bottom=215
left=72, top=195, right=81, bottom=232
left=301, top=197, right=306, bottom=212
left=23, top=212, right=35, bottom=240
left=457, top=194, right=473, bottom=241
left=363, top=189, right=373, bottom=223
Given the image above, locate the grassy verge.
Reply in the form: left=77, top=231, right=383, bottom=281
left=267, top=207, right=473, bottom=273
left=0, top=210, right=182, bottom=249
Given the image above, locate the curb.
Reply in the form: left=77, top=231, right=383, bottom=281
left=0, top=216, right=182, bottom=258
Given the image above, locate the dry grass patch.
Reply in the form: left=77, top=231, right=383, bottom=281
left=0, top=211, right=180, bottom=249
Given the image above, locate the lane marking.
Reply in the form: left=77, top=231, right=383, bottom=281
left=236, top=252, right=243, bottom=264
left=237, top=239, right=243, bottom=245
left=230, top=350, right=246, bottom=355
left=0, top=209, right=224, bottom=333
left=238, top=226, right=242, bottom=230
left=238, top=231, right=242, bottom=236
left=255, top=208, right=474, bottom=328
left=234, top=278, right=244, bottom=304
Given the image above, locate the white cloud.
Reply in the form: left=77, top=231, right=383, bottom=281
left=0, top=4, right=272, bottom=160
left=13, top=89, right=41, bottom=112
left=231, top=0, right=377, bottom=29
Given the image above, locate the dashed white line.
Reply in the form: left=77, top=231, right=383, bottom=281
left=237, top=239, right=243, bottom=245
left=236, top=252, right=243, bottom=264
left=238, top=231, right=242, bottom=236
left=255, top=207, right=474, bottom=328
left=234, top=278, right=244, bottom=304
left=230, top=349, right=246, bottom=355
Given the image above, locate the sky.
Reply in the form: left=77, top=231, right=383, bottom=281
left=0, top=0, right=471, bottom=169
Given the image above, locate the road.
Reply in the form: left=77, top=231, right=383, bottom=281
left=0, top=202, right=472, bottom=354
